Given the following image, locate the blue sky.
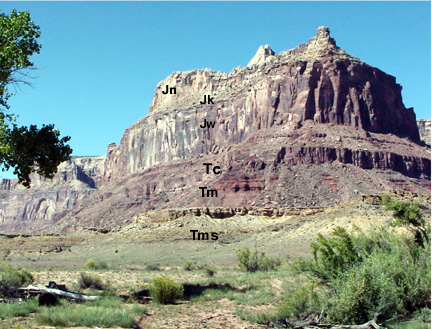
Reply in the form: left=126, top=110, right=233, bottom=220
left=0, top=1, right=430, bottom=179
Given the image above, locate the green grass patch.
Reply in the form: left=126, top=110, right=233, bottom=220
left=387, top=322, right=431, bottom=329
left=0, top=298, right=38, bottom=320
left=0, top=297, right=145, bottom=328
left=36, top=305, right=136, bottom=327
left=235, top=307, right=277, bottom=325
left=35, top=297, right=143, bottom=328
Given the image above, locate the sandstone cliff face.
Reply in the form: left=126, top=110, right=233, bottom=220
left=104, top=27, right=420, bottom=183
left=0, top=27, right=430, bottom=232
left=417, top=119, right=431, bottom=146
left=0, top=156, right=104, bottom=231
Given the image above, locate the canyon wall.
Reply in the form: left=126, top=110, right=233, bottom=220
left=0, top=27, right=429, bottom=232
left=0, top=156, right=104, bottom=230
left=103, top=27, right=419, bottom=182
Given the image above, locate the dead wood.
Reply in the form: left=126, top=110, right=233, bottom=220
left=19, top=285, right=101, bottom=301
left=291, top=313, right=382, bottom=329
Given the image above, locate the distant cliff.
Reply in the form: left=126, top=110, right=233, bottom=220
left=417, top=119, right=431, bottom=146
left=0, top=156, right=104, bottom=231
left=0, top=27, right=430, bottom=232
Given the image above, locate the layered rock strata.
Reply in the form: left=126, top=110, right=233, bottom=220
left=104, top=27, right=420, bottom=183
left=0, top=157, right=104, bottom=231
left=0, top=27, right=430, bottom=232
left=417, top=119, right=431, bottom=146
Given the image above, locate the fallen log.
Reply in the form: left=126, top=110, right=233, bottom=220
left=19, top=285, right=101, bottom=301
left=290, top=314, right=383, bottom=329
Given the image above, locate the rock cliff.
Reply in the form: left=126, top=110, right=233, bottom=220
left=103, top=26, right=420, bottom=183
left=0, top=27, right=430, bottom=232
left=0, top=156, right=104, bottom=231
left=417, top=119, right=431, bottom=146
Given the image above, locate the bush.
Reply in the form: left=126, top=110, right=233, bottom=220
left=0, top=262, right=33, bottom=297
left=98, top=261, right=108, bottom=270
left=204, top=264, right=217, bottom=277
left=291, top=226, right=363, bottom=284
left=145, top=263, right=161, bottom=271
left=413, top=308, right=431, bottom=323
left=78, top=272, right=104, bottom=290
left=84, top=259, right=98, bottom=270
left=325, top=262, right=402, bottom=323
left=380, top=195, right=429, bottom=247
left=288, top=225, right=431, bottom=324
left=84, top=259, right=108, bottom=270
left=236, top=247, right=281, bottom=272
left=149, top=276, right=183, bottom=304
left=277, top=282, right=321, bottom=321
left=183, top=260, right=197, bottom=271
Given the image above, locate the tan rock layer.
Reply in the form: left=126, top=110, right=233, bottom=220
left=103, top=29, right=419, bottom=182
left=0, top=27, right=429, bottom=232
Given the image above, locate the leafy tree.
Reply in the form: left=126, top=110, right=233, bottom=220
left=0, top=9, right=72, bottom=187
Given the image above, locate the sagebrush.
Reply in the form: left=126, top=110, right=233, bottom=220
left=236, top=247, right=281, bottom=272
left=149, top=276, right=183, bottom=304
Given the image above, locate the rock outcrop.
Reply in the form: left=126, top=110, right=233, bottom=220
left=104, top=27, right=420, bottom=183
left=0, top=27, right=430, bottom=232
left=247, top=45, right=275, bottom=67
left=417, top=119, right=431, bottom=146
left=0, top=156, right=104, bottom=231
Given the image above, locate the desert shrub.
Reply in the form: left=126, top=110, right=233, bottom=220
left=183, top=260, right=197, bottom=271
left=236, top=247, right=281, bottom=272
left=0, top=262, right=33, bottom=297
left=84, top=259, right=98, bottom=270
left=145, top=263, right=161, bottom=271
left=325, top=262, right=403, bottom=323
left=412, top=308, right=431, bottom=323
left=380, top=195, right=429, bottom=247
left=204, top=264, right=217, bottom=277
left=149, top=275, right=183, bottom=304
left=291, top=226, right=363, bottom=284
left=98, top=261, right=108, bottom=270
left=288, top=224, right=430, bottom=324
left=78, top=272, right=104, bottom=290
left=277, top=282, right=321, bottom=321
left=84, top=259, right=108, bottom=270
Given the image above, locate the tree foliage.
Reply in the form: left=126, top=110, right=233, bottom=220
left=288, top=197, right=431, bottom=324
left=380, top=194, right=429, bottom=247
left=0, top=9, right=41, bottom=109
left=0, top=9, right=72, bottom=186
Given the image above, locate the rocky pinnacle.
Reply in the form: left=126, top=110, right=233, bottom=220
left=0, top=27, right=429, bottom=232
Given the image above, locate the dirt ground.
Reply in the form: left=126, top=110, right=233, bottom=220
left=2, top=197, right=416, bottom=270
left=0, top=194, right=430, bottom=329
